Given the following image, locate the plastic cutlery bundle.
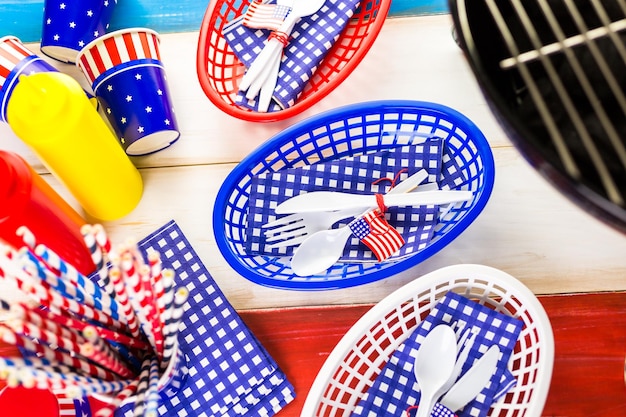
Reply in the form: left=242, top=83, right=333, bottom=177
left=238, top=0, right=327, bottom=111
left=264, top=174, right=473, bottom=276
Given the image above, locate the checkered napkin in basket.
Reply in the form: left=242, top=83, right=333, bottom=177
left=245, top=137, right=468, bottom=261
left=351, top=292, right=523, bottom=417
left=222, top=0, right=361, bottom=111
left=111, top=220, right=295, bottom=417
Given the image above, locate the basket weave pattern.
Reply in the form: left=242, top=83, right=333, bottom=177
left=213, top=101, right=496, bottom=290
left=302, top=264, right=554, bottom=417
left=197, top=0, right=391, bottom=121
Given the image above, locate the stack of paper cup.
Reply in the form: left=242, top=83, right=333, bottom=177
left=77, top=28, right=180, bottom=156
left=40, top=0, right=118, bottom=64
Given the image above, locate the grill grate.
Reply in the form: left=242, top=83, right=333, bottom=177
left=453, top=0, right=626, bottom=230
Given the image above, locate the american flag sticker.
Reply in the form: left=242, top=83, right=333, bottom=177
left=0, top=36, right=33, bottom=90
left=77, top=28, right=161, bottom=87
left=349, top=209, right=405, bottom=262
left=243, top=0, right=291, bottom=32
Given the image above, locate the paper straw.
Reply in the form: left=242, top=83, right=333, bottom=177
left=0, top=247, right=49, bottom=298
left=5, top=317, right=89, bottom=354
left=93, top=224, right=112, bottom=254
left=15, top=226, right=36, bottom=249
left=33, top=278, right=127, bottom=332
left=119, top=248, right=159, bottom=354
left=130, top=354, right=153, bottom=416
left=108, top=266, right=141, bottom=338
left=81, top=327, right=135, bottom=378
left=26, top=305, right=148, bottom=349
left=34, top=244, right=123, bottom=319
left=21, top=248, right=122, bottom=321
left=81, top=224, right=115, bottom=296
left=139, top=263, right=164, bottom=358
left=144, top=355, right=161, bottom=417
left=160, top=286, right=188, bottom=372
left=14, top=361, right=134, bottom=398
left=94, top=378, right=141, bottom=417
left=0, top=326, right=119, bottom=381
left=10, top=303, right=89, bottom=348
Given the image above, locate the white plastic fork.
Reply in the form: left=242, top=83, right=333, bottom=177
left=262, top=169, right=429, bottom=249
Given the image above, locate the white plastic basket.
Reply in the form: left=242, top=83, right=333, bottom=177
left=301, top=264, right=554, bottom=417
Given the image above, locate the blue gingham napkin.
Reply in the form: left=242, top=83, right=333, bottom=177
left=245, top=137, right=467, bottom=261
left=222, top=0, right=361, bottom=111
left=112, top=220, right=295, bottom=416
left=351, top=292, right=523, bottom=417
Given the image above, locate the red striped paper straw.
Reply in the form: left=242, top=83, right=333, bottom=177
left=0, top=246, right=50, bottom=298
left=15, top=362, right=134, bottom=398
left=80, top=224, right=115, bottom=297
left=0, top=326, right=119, bottom=381
left=138, top=263, right=164, bottom=357
left=93, top=224, right=112, bottom=254
left=108, top=266, right=141, bottom=338
left=21, top=247, right=122, bottom=321
left=93, top=378, right=141, bottom=417
left=34, top=278, right=127, bottom=332
left=27, top=305, right=148, bottom=349
left=34, top=244, right=123, bottom=319
left=16, top=226, right=37, bottom=249
left=5, top=317, right=87, bottom=354
left=81, top=328, right=135, bottom=379
left=10, top=303, right=90, bottom=348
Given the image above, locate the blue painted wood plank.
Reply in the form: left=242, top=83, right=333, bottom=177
left=0, top=0, right=450, bottom=44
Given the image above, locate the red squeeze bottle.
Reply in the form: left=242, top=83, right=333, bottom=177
left=0, top=150, right=96, bottom=275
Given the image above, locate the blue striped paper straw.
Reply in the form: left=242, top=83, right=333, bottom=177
left=160, top=286, right=188, bottom=372
left=144, top=355, right=161, bottom=417
left=34, top=244, right=122, bottom=318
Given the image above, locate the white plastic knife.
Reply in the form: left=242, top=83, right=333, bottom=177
left=439, top=344, right=501, bottom=412
left=274, top=189, right=473, bottom=214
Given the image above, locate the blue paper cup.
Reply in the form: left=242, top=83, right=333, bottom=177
left=0, top=36, right=96, bottom=123
left=41, top=0, right=118, bottom=64
left=76, top=28, right=180, bottom=156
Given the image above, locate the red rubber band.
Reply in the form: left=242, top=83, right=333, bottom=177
left=268, top=31, right=290, bottom=47
left=371, top=167, right=409, bottom=190
left=375, top=193, right=386, bottom=213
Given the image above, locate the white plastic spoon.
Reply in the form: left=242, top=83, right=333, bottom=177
left=290, top=225, right=354, bottom=276
left=413, top=325, right=458, bottom=417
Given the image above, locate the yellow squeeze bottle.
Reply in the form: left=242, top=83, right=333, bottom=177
left=6, top=72, right=143, bottom=221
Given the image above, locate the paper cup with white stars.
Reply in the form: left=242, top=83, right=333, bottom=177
left=76, top=28, right=180, bottom=156
left=41, top=0, right=118, bottom=64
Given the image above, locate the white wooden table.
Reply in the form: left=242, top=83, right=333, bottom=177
left=2, top=14, right=625, bottom=310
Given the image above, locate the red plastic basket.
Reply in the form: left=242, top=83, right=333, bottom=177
left=196, top=0, right=391, bottom=122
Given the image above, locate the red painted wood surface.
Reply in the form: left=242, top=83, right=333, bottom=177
left=1, top=292, right=626, bottom=416
left=237, top=293, right=626, bottom=417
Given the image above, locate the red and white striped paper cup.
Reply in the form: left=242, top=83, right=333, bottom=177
left=0, top=36, right=97, bottom=123
left=76, top=28, right=162, bottom=89
left=0, top=36, right=57, bottom=123
left=76, top=28, right=179, bottom=156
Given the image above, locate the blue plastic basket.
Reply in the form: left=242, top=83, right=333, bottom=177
left=213, top=100, right=495, bottom=290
